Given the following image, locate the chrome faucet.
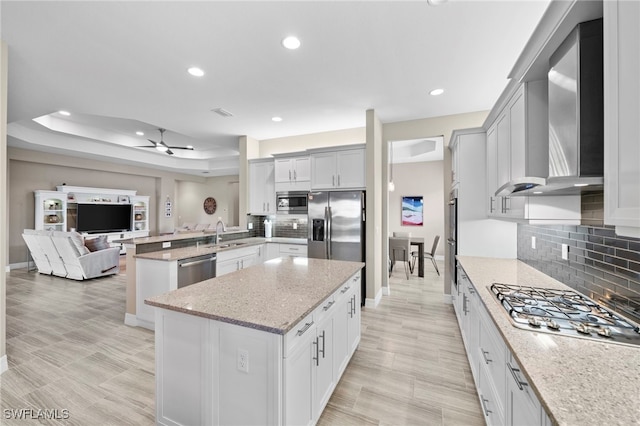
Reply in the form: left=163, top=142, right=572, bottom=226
left=216, top=218, right=226, bottom=245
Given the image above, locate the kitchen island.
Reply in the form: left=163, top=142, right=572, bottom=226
left=456, top=256, right=640, bottom=426
left=146, top=257, right=364, bottom=426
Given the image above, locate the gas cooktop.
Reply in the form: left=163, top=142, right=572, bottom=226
left=490, top=283, right=640, bottom=348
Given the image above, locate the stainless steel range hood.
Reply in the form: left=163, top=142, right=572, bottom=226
left=497, top=18, right=603, bottom=197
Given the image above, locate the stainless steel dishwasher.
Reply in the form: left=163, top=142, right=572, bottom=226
left=177, top=253, right=216, bottom=288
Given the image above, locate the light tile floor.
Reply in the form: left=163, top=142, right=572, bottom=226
left=1, top=261, right=482, bottom=425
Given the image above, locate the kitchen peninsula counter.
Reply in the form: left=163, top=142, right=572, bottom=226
left=146, top=257, right=364, bottom=425
left=457, top=256, right=640, bottom=426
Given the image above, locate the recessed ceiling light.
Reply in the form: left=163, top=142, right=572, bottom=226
left=533, top=191, right=543, bottom=194
left=429, top=88, right=445, bottom=96
left=187, top=67, right=205, bottom=77
left=58, top=110, right=71, bottom=116
left=136, top=131, right=144, bottom=136
left=427, top=0, right=448, bottom=5
left=272, top=116, right=283, bottom=122
left=282, top=36, right=301, bottom=50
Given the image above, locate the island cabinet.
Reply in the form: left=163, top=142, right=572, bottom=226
left=147, top=259, right=363, bottom=426
left=604, top=0, right=640, bottom=237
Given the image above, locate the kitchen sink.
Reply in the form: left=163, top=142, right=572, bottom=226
left=217, top=242, right=246, bottom=248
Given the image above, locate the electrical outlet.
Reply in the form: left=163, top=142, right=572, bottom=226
left=237, top=348, right=249, bottom=373
left=561, top=243, right=569, bottom=260
left=531, top=236, right=536, bottom=249
left=162, top=242, right=171, bottom=249
left=248, top=223, right=253, bottom=230
left=293, top=222, right=298, bottom=230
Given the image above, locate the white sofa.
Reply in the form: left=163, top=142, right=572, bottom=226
left=22, top=230, right=121, bottom=280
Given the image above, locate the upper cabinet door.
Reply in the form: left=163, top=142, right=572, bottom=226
left=336, top=149, right=365, bottom=189
left=604, top=0, right=640, bottom=237
left=311, top=152, right=337, bottom=189
left=275, top=158, right=294, bottom=183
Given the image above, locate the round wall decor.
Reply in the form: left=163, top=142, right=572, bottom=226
left=203, top=197, right=217, bottom=215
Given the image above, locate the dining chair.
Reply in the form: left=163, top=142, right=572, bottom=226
left=412, top=235, right=440, bottom=276
left=389, top=236, right=412, bottom=279
left=393, top=232, right=414, bottom=273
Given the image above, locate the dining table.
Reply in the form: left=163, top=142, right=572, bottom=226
left=409, top=237, right=425, bottom=277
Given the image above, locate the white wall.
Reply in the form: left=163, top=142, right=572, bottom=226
left=388, top=161, right=444, bottom=257
left=258, top=127, right=365, bottom=157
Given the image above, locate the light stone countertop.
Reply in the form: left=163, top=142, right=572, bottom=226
left=457, top=256, right=640, bottom=426
left=145, top=257, right=363, bottom=334
left=134, top=237, right=307, bottom=261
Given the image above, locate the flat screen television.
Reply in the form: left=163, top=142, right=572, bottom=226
left=76, top=203, right=132, bottom=233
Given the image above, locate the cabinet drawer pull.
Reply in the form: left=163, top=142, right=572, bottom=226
left=480, top=395, right=492, bottom=416
left=296, top=321, right=314, bottom=336
left=481, top=348, right=492, bottom=364
left=340, top=286, right=351, bottom=294
left=323, top=300, right=335, bottom=311
left=312, top=337, right=319, bottom=366
left=467, top=286, right=475, bottom=295
left=319, top=330, right=325, bottom=359
left=507, top=362, right=528, bottom=390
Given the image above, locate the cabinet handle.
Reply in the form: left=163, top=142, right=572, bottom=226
left=463, top=294, right=468, bottom=315
left=481, top=348, right=492, bottom=364
left=489, top=197, right=495, bottom=213
left=480, top=395, right=492, bottom=416
left=319, top=330, right=325, bottom=359
left=267, top=202, right=270, bottom=212
left=263, top=202, right=266, bottom=212
left=312, top=337, right=319, bottom=366
left=323, top=300, right=335, bottom=311
left=340, top=286, right=351, bottom=294
left=507, top=362, right=528, bottom=391
left=338, top=175, right=341, bottom=186
left=348, top=298, right=353, bottom=318
left=296, top=321, right=314, bottom=336
left=289, top=170, right=292, bottom=181
left=467, top=286, right=475, bottom=295
left=294, top=170, right=297, bottom=180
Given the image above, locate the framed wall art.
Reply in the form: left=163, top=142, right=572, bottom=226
left=401, top=196, right=423, bottom=226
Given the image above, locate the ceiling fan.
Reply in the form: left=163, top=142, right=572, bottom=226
left=137, top=128, right=194, bottom=155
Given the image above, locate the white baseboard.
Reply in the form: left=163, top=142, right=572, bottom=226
left=443, top=294, right=453, bottom=304
left=365, top=288, right=382, bottom=308
left=9, top=262, right=28, bottom=271
left=382, top=286, right=390, bottom=296
left=5, top=266, right=9, bottom=272
left=0, top=355, right=8, bottom=375
left=124, top=313, right=154, bottom=331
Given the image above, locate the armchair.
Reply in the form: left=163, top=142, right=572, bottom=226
left=51, top=231, right=121, bottom=280
left=22, top=229, right=53, bottom=275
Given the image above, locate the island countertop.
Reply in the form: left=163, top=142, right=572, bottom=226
left=145, top=257, right=364, bottom=335
left=457, top=256, right=640, bottom=426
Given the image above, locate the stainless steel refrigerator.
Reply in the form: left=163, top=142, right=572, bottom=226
left=308, top=190, right=366, bottom=304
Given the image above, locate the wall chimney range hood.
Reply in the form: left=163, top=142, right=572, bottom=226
left=497, top=18, right=604, bottom=197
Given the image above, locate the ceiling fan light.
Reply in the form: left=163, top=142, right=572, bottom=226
left=156, top=145, right=169, bottom=152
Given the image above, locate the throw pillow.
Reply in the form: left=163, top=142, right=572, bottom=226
left=85, top=235, right=110, bottom=252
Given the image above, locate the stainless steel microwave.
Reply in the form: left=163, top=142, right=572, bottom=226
left=276, top=192, right=308, bottom=214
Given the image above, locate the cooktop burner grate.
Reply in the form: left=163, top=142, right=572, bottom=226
left=490, top=283, right=640, bottom=347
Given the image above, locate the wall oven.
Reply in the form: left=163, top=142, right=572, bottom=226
left=276, top=191, right=308, bottom=214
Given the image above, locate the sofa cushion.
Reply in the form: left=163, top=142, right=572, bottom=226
left=85, top=235, right=110, bottom=252
left=54, top=231, right=90, bottom=256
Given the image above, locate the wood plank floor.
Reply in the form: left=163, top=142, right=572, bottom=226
left=1, top=260, right=482, bottom=425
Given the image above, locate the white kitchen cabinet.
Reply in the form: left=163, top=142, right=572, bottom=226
left=313, top=297, right=336, bottom=421
left=333, top=273, right=361, bottom=379
left=310, top=147, right=366, bottom=190
left=455, top=264, right=547, bottom=426
left=249, top=159, right=275, bottom=215
left=34, top=190, right=67, bottom=231
left=265, top=243, right=281, bottom=261
left=506, top=353, right=541, bottom=426
left=284, top=313, right=315, bottom=426
left=280, top=243, right=307, bottom=258
left=604, top=0, right=640, bottom=237
left=275, top=155, right=311, bottom=192
left=216, top=244, right=263, bottom=277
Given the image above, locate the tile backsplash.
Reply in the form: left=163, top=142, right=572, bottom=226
left=247, top=214, right=307, bottom=239
left=518, top=223, right=640, bottom=322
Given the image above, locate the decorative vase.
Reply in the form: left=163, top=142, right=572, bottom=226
left=46, top=214, right=60, bottom=223
left=135, top=213, right=143, bottom=221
